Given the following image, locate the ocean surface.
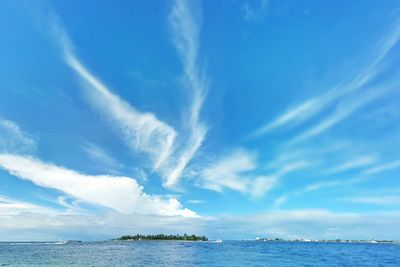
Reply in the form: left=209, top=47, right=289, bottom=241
left=0, top=241, right=399, bottom=266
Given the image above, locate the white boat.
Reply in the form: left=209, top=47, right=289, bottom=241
left=214, top=239, right=223, bottom=243
left=54, top=241, right=69, bottom=245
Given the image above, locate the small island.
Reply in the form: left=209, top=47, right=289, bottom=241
left=116, top=234, right=208, bottom=241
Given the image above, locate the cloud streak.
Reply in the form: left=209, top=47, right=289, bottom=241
left=290, top=86, right=390, bottom=143
left=197, top=149, right=277, bottom=198
left=273, top=176, right=369, bottom=208
left=196, top=147, right=310, bottom=198
left=0, top=154, right=197, bottom=218
left=363, top=160, right=400, bottom=175
left=83, top=142, right=122, bottom=170
left=0, top=119, right=36, bottom=154
left=325, top=156, right=376, bottom=174
left=48, top=4, right=209, bottom=189
left=344, top=196, right=400, bottom=205
left=50, top=13, right=177, bottom=175
left=67, top=55, right=177, bottom=171
left=241, top=0, right=269, bottom=22
left=252, top=17, right=400, bottom=138
left=165, top=0, right=208, bottom=187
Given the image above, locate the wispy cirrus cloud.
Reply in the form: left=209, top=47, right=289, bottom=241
left=251, top=18, right=400, bottom=139
left=0, top=154, right=197, bottom=218
left=290, top=86, right=391, bottom=143
left=196, top=149, right=277, bottom=198
left=241, top=0, right=269, bottom=22
left=362, top=160, right=400, bottom=175
left=165, top=0, right=208, bottom=188
left=194, top=147, right=310, bottom=198
left=341, top=187, right=400, bottom=206
left=47, top=3, right=209, bottom=189
left=188, top=199, right=205, bottom=205
left=272, top=153, right=398, bottom=208
left=250, top=17, right=400, bottom=207
left=50, top=13, right=177, bottom=174
left=303, top=177, right=366, bottom=193
left=0, top=119, right=36, bottom=154
left=67, top=55, right=177, bottom=171
left=343, top=196, right=400, bottom=206
left=273, top=176, right=369, bottom=208
left=83, top=142, right=122, bottom=171
left=250, top=99, right=318, bottom=138
left=273, top=160, right=309, bottom=177
left=324, top=156, right=376, bottom=174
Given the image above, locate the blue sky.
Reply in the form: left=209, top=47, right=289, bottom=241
left=1, top=0, right=400, bottom=241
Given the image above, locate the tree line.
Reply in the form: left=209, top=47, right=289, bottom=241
left=117, top=234, right=208, bottom=241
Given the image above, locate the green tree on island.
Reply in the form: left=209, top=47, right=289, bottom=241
left=116, top=234, right=208, bottom=241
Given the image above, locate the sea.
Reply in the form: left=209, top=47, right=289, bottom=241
left=0, top=241, right=399, bottom=266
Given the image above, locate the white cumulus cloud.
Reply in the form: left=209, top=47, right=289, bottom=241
left=0, top=154, right=197, bottom=218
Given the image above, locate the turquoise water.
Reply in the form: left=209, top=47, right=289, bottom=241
left=0, top=241, right=399, bottom=266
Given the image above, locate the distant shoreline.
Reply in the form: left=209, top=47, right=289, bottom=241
left=0, top=239, right=397, bottom=244
left=253, top=238, right=396, bottom=244
left=115, top=234, right=208, bottom=241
